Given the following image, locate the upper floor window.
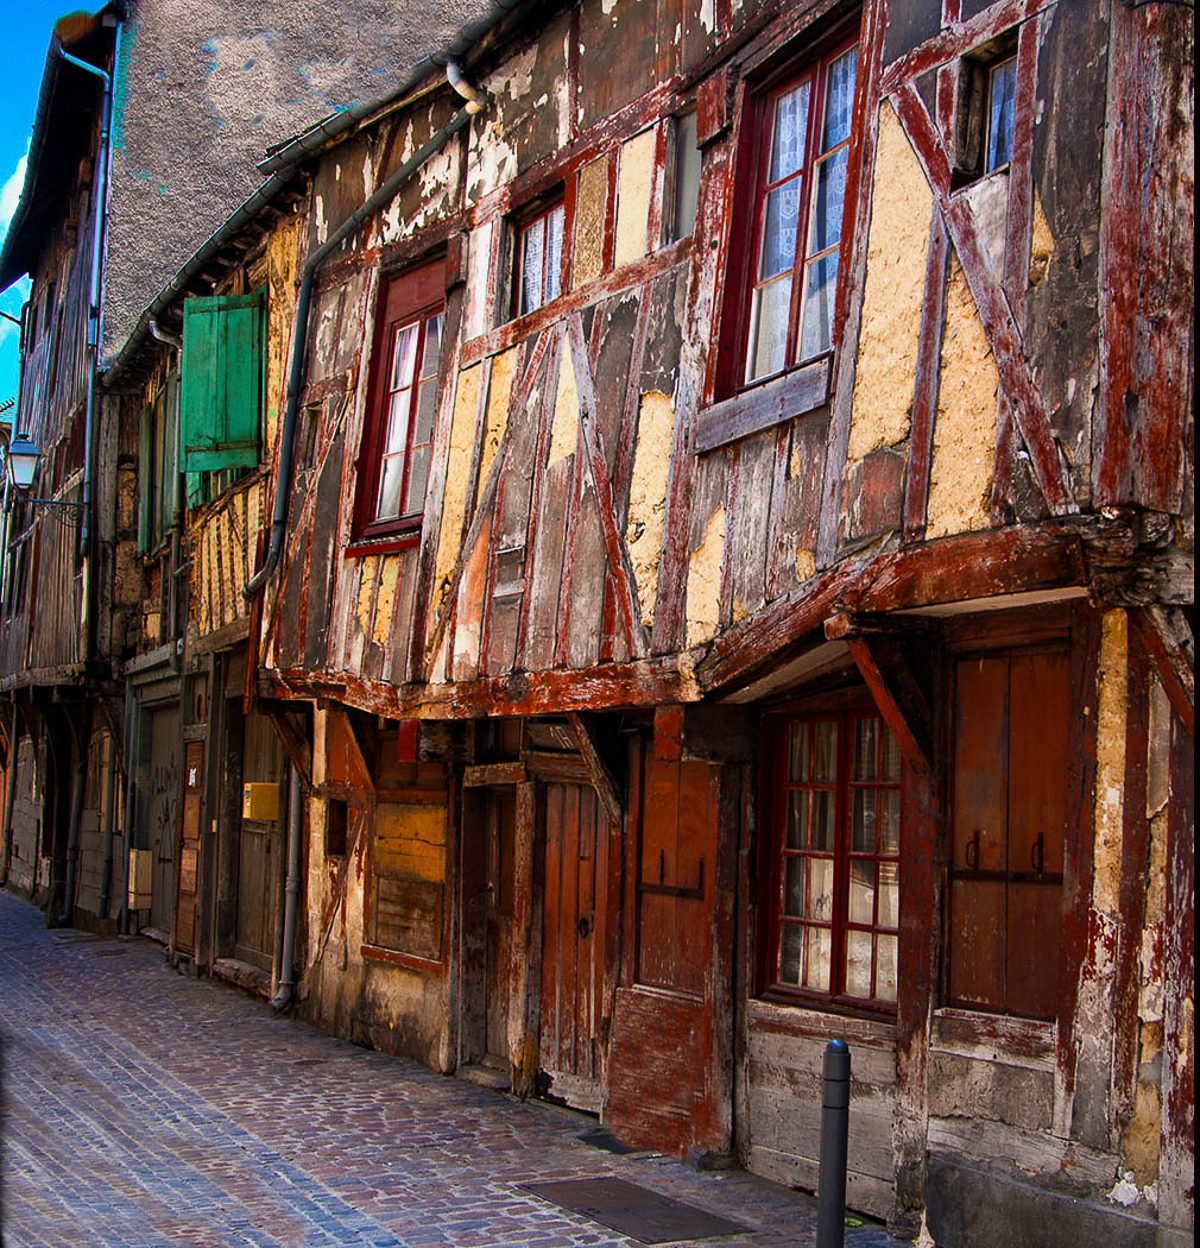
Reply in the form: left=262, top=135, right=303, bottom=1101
left=762, top=708, right=900, bottom=1010
left=984, top=55, right=1016, bottom=172
left=743, top=39, right=858, bottom=385
left=353, top=258, right=445, bottom=546
left=516, top=199, right=565, bottom=316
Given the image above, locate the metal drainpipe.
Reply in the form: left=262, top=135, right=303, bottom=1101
left=97, top=727, right=118, bottom=920
left=271, top=764, right=303, bottom=1011
left=118, top=682, right=138, bottom=935
left=244, top=77, right=483, bottom=600
left=1, top=700, right=19, bottom=887
left=56, top=32, right=118, bottom=657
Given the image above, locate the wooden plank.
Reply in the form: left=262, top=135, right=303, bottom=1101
left=568, top=317, right=648, bottom=659
left=566, top=713, right=623, bottom=828
left=724, top=432, right=776, bottom=627
left=891, top=83, right=1073, bottom=515
left=694, top=361, right=830, bottom=454
left=903, top=208, right=948, bottom=543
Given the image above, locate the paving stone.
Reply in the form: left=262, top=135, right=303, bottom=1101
left=0, top=891, right=906, bottom=1247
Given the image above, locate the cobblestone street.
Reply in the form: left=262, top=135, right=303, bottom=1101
left=0, top=892, right=904, bottom=1248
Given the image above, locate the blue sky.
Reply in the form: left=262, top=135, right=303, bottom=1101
left=0, top=2, right=76, bottom=409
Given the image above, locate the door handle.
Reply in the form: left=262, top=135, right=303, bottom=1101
left=965, top=830, right=980, bottom=870
left=1031, top=831, right=1045, bottom=875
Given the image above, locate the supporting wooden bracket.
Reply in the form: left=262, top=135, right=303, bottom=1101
left=1130, top=606, right=1194, bottom=736
left=567, top=711, right=624, bottom=828
left=263, top=702, right=313, bottom=791
left=826, top=613, right=935, bottom=773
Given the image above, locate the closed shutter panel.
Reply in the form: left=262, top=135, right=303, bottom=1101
left=181, top=290, right=264, bottom=472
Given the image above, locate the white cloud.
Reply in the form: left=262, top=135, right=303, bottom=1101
left=0, top=149, right=29, bottom=238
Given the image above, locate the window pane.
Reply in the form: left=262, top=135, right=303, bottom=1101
left=746, top=275, right=792, bottom=381
left=845, top=930, right=873, bottom=997
left=986, top=57, right=1017, bottom=172
left=849, top=860, right=875, bottom=924
left=672, top=111, right=701, bottom=240
left=385, top=389, right=413, bottom=454
left=876, top=934, right=898, bottom=1002
left=800, top=250, right=839, bottom=360
left=780, top=924, right=802, bottom=985
left=880, top=789, right=900, bottom=855
left=420, top=314, right=442, bottom=376
left=521, top=217, right=545, bottom=314
left=789, top=721, right=810, bottom=782
left=822, top=47, right=858, bottom=150
left=412, top=377, right=438, bottom=446
left=769, top=80, right=812, bottom=183
left=759, top=181, right=802, bottom=278
left=882, top=727, right=902, bottom=782
left=879, top=861, right=899, bottom=927
left=545, top=204, right=564, bottom=302
left=813, top=721, right=838, bottom=781
left=803, top=925, right=831, bottom=992
left=807, top=857, right=834, bottom=921
left=810, top=145, right=848, bottom=256
left=403, top=444, right=430, bottom=516
left=854, top=718, right=879, bottom=781
left=852, top=789, right=877, bottom=853
left=810, top=789, right=835, bottom=851
left=376, top=455, right=404, bottom=520
left=390, top=324, right=419, bottom=391
left=785, top=791, right=808, bottom=849
left=784, top=856, right=804, bottom=918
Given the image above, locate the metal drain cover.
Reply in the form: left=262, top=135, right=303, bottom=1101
left=522, top=1176, right=746, bottom=1244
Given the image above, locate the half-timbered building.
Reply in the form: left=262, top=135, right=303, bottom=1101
left=2, top=1, right=1193, bottom=1245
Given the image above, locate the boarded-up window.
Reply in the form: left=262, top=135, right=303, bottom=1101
left=181, top=290, right=264, bottom=473
left=371, top=802, right=446, bottom=960
left=948, top=648, right=1068, bottom=1021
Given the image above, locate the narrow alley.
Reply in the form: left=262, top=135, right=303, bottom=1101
left=0, top=892, right=904, bottom=1248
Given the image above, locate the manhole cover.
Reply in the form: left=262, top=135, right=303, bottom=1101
left=522, top=1177, right=746, bottom=1244
left=51, top=933, right=99, bottom=943
left=91, top=949, right=126, bottom=958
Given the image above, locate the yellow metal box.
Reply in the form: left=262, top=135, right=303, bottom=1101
left=243, top=782, right=280, bottom=821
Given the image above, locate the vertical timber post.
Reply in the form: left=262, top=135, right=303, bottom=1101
left=817, top=1038, right=851, bottom=1248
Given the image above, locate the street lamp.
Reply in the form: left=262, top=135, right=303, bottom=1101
left=5, top=432, right=83, bottom=510
left=7, top=433, right=40, bottom=491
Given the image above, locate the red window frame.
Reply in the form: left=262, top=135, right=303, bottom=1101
left=351, top=259, right=446, bottom=551
left=761, top=708, right=901, bottom=1012
left=513, top=198, right=566, bottom=317
left=715, top=27, right=860, bottom=399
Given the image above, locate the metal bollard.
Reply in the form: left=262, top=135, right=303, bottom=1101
left=816, top=1038, right=851, bottom=1248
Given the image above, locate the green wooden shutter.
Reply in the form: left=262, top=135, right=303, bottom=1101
left=181, top=289, right=264, bottom=472
left=137, top=404, right=152, bottom=555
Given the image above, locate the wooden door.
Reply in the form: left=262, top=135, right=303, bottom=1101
left=174, top=740, right=203, bottom=954
left=540, top=782, right=609, bottom=1112
left=949, top=648, right=1068, bottom=1019
left=484, top=789, right=516, bottom=1062
left=147, top=705, right=181, bottom=934
left=234, top=712, right=284, bottom=972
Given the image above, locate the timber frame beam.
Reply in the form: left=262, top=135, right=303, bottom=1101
left=826, top=613, right=935, bottom=774
left=1130, top=606, right=1195, bottom=735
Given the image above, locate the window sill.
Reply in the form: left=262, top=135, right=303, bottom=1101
left=748, top=996, right=898, bottom=1045
left=695, top=357, right=830, bottom=454
left=931, top=1007, right=1056, bottom=1069
left=345, top=528, right=421, bottom=558
left=361, top=943, right=445, bottom=974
